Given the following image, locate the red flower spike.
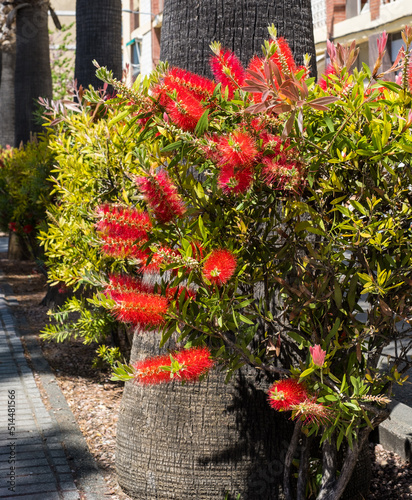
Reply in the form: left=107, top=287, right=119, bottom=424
left=216, top=130, right=258, bottom=168
left=136, top=171, right=186, bottom=224
left=270, top=37, right=297, bottom=76
left=164, top=84, right=205, bottom=131
left=133, top=347, right=214, bottom=385
left=261, top=156, right=304, bottom=192
left=203, top=249, right=237, bottom=286
left=319, top=64, right=338, bottom=91
left=267, top=378, right=309, bottom=411
left=218, top=164, right=254, bottom=194
left=96, top=205, right=152, bottom=261
left=210, top=48, right=246, bottom=98
left=111, top=292, right=169, bottom=329
left=105, top=274, right=168, bottom=330
left=166, top=285, right=197, bottom=304
left=163, top=67, right=216, bottom=100
left=106, top=274, right=154, bottom=295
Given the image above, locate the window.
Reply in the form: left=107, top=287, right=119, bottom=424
left=129, top=39, right=141, bottom=79
left=346, top=0, right=369, bottom=19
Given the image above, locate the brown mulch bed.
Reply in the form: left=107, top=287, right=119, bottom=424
left=0, top=247, right=411, bottom=499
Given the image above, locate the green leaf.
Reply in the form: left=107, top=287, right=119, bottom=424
left=347, top=274, right=358, bottom=312
left=238, top=314, right=254, bottom=325
left=349, top=200, right=368, bottom=216
left=337, top=429, right=344, bottom=450
left=161, top=140, right=184, bottom=153
left=334, top=282, right=342, bottom=308
left=107, top=108, right=131, bottom=128
left=324, top=116, right=335, bottom=133
left=299, top=367, right=315, bottom=379
left=324, top=318, right=340, bottom=346
left=195, top=109, right=209, bottom=136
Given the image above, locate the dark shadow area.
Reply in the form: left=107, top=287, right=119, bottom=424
left=198, top=369, right=295, bottom=500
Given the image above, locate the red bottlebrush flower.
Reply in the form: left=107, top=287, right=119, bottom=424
left=105, top=275, right=169, bottom=329
left=267, top=378, right=309, bottom=411
left=260, top=132, right=284, bottom=154
left=210, top=48, right=246, bottom=98
left=216, top=130, right=258, bottom=168
left=22, top=224, right=34, bottom=234
left=106, top=273, right=155, bottom=296
left=202, top=249, right=237, bottom=286
left=290, top=398, right=333, bottom=426
left=218, top=163, right=254, bottom=194
left=133, top=346, right=214, bottom=385
left=8, top=222, right=17, bottom=232
left=96, top=204, right=152, bottom=262
left=166, top=85, right=205, bottom=131
left=111, top=292, right=168, bottom=329
left=163, top=67, right=216, bottom=101
left=136, top=171, right=186, bottom=224
left=261, top=155, right=305, bottom=192
left=246, top=39, right=305, bottom=103
left=269, top=37, right=298, bottom=76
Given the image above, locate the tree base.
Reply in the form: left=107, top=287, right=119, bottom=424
left=115, top=331, right=294, bottom=500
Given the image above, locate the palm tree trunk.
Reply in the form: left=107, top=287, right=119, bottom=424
left=116, top=330, right=294, bottom=499
left=75, top=0, right=122, bottom=90
left=14, top=0, right=52, bottom=146
left=160, top=0, right=317, bottom=79
left=0, top=45, right=16, bottom=147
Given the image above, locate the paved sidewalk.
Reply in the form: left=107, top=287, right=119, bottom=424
left=0, top=236, right=109, bottom=499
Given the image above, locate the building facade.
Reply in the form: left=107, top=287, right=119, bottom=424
left=313, top=0, right=412, bottom=77
left=123, top=0, right=164, bottom=80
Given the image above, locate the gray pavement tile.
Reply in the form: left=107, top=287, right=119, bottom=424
left=0, top=450, right=46, bottom=462
left=0, top=482, right=59, bottom=496
left=62, top=491, right=81, bottom=500
left=7, top=472, right=56, bottom=485
left=0, top=494, right=60, bottom=500
left=55, top=465, right=72, bottom=474
left=0, top=458, right=49, bottom=470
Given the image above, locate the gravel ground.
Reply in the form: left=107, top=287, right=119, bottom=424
left=1, top=250, right=411, bottom=500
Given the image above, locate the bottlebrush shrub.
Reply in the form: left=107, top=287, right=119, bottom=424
left=0, top=137, right=54, bottom=259
left=40, top=24, right=412, bottom=500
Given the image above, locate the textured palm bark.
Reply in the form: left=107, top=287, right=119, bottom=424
left=14, top=1, right=52, bottom=145
left=116, top=330, right=295, bottom=499
left=75, top=0, right=122, bottom=90
left=160, top=0, right=317, bottom=79
left=0, top=46, right=15, bottom=147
